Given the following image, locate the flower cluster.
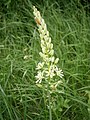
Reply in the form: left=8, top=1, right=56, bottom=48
left=33, top=6, right=63, bottom=87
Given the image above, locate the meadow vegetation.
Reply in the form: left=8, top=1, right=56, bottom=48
left=0, top=0, right=90, bottom=120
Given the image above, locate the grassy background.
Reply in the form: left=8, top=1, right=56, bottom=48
left=0, top=0, right=90, bottom=120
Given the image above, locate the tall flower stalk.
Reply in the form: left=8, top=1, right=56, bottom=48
left=33, top=6, right=64, bottom=120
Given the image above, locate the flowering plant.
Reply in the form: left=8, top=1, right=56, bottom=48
left=33, top=6, right=63, bottom=89
left=33, top=6, right=64, bottom=119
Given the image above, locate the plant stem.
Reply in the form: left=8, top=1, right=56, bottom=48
left=48, top=89, right=52, bottom=120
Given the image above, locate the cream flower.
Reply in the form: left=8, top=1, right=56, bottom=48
left=36, top=62, right=44, bottom=70
left=35, top=71, right=44, bottom=83
left=33, top=6, right=64, bottom=85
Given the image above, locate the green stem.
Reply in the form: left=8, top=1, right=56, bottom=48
left=48, top=87, right=52, bottom=120
left=47, top=66, right=52, bottom=120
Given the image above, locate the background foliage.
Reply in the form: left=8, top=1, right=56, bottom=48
left=0, top=0, right=90, bottom=120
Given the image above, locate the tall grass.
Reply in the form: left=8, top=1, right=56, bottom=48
left=0, top=0, right=90, bottom=120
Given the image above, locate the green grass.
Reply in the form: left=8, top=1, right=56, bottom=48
left=0, top=0, right=90, bottom=120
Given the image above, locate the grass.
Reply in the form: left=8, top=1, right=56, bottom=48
left=0, top=0, right=90, bottom=120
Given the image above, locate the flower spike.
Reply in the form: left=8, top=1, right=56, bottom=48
left=33, top=6, right=64, bottom=86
